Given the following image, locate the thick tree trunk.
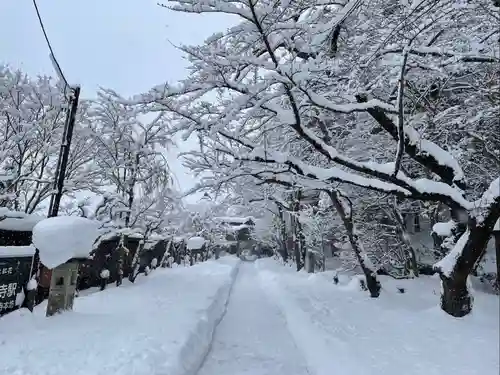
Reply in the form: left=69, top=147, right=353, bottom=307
left=440, top=275, right=472, bottom=317
left=438, top=203, right=500, bottom=317
left=327, top=190, right=381, bottom=297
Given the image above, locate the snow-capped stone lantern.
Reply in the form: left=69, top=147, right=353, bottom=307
left=32, top=216, right=99, bottom=317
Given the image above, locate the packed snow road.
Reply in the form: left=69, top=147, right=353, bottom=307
left=196, top=262, right=310, bottom=375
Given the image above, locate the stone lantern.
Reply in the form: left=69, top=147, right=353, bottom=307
left=46, top=257, right=85, bottom=317
left=32, top=216, right=99, bottom=317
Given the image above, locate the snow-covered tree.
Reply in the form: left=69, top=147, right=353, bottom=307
left=138, top=0, right=499, bottom=316
left=87, top=89, right=178, bottom=231
left=0, top=66, right=100, bottom=213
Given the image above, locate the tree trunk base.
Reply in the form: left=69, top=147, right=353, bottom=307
left=366, top=273, right=381, bottom=298
left=440, top=276, right=473, bottom=317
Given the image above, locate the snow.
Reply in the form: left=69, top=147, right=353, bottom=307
left=197, top=263, right=309, bottom=375
left=494, top=219, right=500, bottom=232
left=404, top=126, right=465, bottom=183
left=0, top=208, right=44, bottom=231
left=2, top=248, right=496, bottom=375
left=0, top=257, right=240, bottom=375
left=0, top=245, right=36, bottom=258
left=432, top=220, right=456, bottom=237
left=227, top=223, right=250, bottom=231
left=473, top=177, right=500, bottom=216
left=187, top=236, right=206, bottom=250
left=15, top=289, right=25, bottom=307
left=32, top=216, right=100, bottom=269
left=434, top=229, right=470, bottom=277
left=256, top=258, right=499, bottom=375
left=27, top=278, right=38, bottom=291
left=100, top=269, right=110, bottom=279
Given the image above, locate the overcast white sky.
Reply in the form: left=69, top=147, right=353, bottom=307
left=0, top=0, right=236, bottom=203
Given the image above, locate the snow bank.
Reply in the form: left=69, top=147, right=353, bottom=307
left=256, top=258, right=499, bottom=375
left=32, top=216, right=99, bottom=268
left=0, top=245, right=36, bottom=258
left=0, top=208, right=43, bottom=231
left=0, top=257, right=240, bottom=375
left=187, top=236, right=206, bottom=250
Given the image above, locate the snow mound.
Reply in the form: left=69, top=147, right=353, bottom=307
left=0, top=246, right=36, bottom=258
left=100, top=269, right=110, bottom=279
left=0, top=208, right=44, bottom=231
left=432, top=220, right=456, bottom=237
left=0, top=257, right=240, bottom=375
left=256, top=258, right=499, bottom=375
left=32, top=216, right=99, bottom=269
left=27, top=278, right=38, bottom=291
left=187, top=236, right=206, bottom=250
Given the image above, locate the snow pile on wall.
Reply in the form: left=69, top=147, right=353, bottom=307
left=0, top=245, right=36, bottom=258
left=0, top=208, right=43, bottom=232
left=187, top=236, right=206, bottom=250
left=32, top=216, right=99, bottom=269
left=0, top=257, right=240, bottom=375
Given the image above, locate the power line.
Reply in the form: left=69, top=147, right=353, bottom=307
left=32, top=0, right=69, bottom=91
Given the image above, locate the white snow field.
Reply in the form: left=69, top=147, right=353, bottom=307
left=256, top=258, right=500, bottom=375
left=197, top=262, right=309, bottom=375
left=0, top=257, right=239, bottom=375
left=1, top=256, right=497, bottom=375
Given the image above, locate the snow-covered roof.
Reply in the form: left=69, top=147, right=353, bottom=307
left=32, top=216, right=100, bottom=269
left=0, top=245, right=36, bottom=258
left=149, top=233, right=168, bottom=241
left=0, top=208, right=44, bottom=232
left=494, top=219, right=500, bottom=232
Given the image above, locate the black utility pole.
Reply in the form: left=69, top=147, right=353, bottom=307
left=27, top=86, right=81, bottom=311
left=48, top=86, right=81, bottom=217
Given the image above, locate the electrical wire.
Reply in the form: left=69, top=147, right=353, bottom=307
left=32, top=0, right=70, bottom=93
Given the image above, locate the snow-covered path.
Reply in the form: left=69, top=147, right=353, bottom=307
left=197, top=262, right=310, bottom=375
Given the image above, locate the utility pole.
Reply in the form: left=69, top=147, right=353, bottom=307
left=44, top=86, right=83, bottom=316
left=26, top=86, right=81, bottom=311
left=48, top=86, right=81, bottom=217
